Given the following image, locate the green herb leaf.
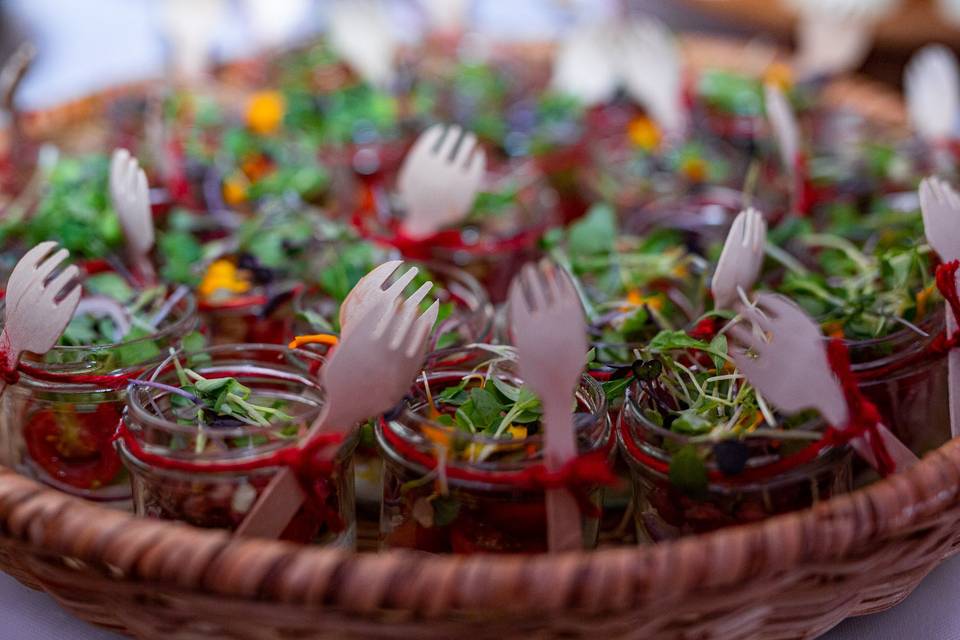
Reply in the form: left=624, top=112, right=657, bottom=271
left=669, top=445, right=709, bottom=495
left=567, top=203, right=617, bottom=256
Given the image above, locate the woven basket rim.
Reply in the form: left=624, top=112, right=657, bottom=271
left=2, top=436, right=957, bottom=615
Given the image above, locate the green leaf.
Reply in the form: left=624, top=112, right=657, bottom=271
left=181, top=331, right=207, bottom=354
left=669, top=445, right=709, bottom=495
left=464, top=387, right=504, bottom=432
left=113, top=326, right=162, bottom=367
left=85, top=273, right=134, bottom=301
left=436, top=382, right=469, bottom=405
left=648, top=330, right=711, bottom=353
left=620, top=305, right=651, bottom=340
left=567, top=203, right=617, bottom=256
left=602, top=376, right=632, bottom=403
left=671, top=409, right=713, bottom=435
left=158, top=230, right=204, bottom=286
left=491, top=377, right=521, bottom=402
left=709, top=334, right=728, bottom=371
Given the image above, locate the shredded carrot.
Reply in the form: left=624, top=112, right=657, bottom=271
left=288, top=334, right=340, bottom=350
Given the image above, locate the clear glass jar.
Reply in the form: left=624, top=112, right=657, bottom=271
left=352, top=162, right=557, bottom=303
left=376, top=347, right=612, bottom=553
left=117, top=343, right=357, bottom=546
left=294, top=258, right=494, bottom=351
left=198, top=286, right=299, bottom=346
left=625, top=186, right=785, bottom=257
left=2, top=291, right=198, bottom=507
left=846, top=310, right=949, bottom=456
left=294, top=257, right=495, bottom=521
left=618, top=382, right=853, bottom=543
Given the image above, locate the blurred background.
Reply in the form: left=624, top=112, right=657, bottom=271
left=1, top=0, right=956, bottom=110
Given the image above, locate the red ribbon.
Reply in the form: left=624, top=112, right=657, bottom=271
left=350, top=212, right=544, bottom=261
left=115, top=418, right=344, bottom=479
left=619, top=336, right=898, bottom=482
left=825, top=337, right=895, bottom=476
left=794, top=152, right=815, bottom=217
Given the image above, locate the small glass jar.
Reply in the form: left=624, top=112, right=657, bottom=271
left=117, top=343, right=357, bottom=546
left=352, top=162, right=556, bottom=303
left=2, top=291, right=198, bottom=507
left=625, top=186, right=784, bottom=257
left=295, top=258, right=494, bottom=351
left=619, top=382, right=853, bottom=543
left=198, top=285, right=300, bottom=346
left=376, top=347, right=613, bottom=553
left=846, top=310, right=949, bottom=456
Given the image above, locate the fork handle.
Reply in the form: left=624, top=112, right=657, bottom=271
left=130, top=253, right=157, bottom=287
left=948, top=303, right=960, bottom=439
left=237, top=406, right=335, bottom=539
left=850, top=422, right=917, bottom=474
left=542, top=396, right=583, bottom=552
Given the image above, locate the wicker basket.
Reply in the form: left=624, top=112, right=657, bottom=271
left=0, top=34, right=944, bottom=639
left=0, top=437, right=959, bottom=639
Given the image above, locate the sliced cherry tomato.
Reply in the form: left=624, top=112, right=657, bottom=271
left=24, top=403, right=122, bottom=490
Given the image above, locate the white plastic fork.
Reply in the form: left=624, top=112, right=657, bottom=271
left=727, top=293, right=917, bottom=473
left=905, top=45, right=959, bottom=147
left=550, top=21, right=620, bottom=107
left=711, top=208, right=767, bottom=310
left=110, top=149, right=156, bottom=284
left=338, top=260, right=428, bottom=335
left=765, top=84, right=799, bottom=179
left=237, top=275, right=439, bottom=539
left=788, top=0, right=895, bottom=79
left=617, top=17, right=687, bottom=138
left=0, top=42, right=35, bottom=124
left=4, top=241, right=68, bottom=314
left=328, top=0, right=396, bottom=89
left=397, top=123, right=486, bottom=240
left=919, top=176, right=960, bottom=437
left=509, top=261, right=589, bottom=552
left=160, top=0, right=226, bottom=81
left=0, top=250, right=82, bottom=398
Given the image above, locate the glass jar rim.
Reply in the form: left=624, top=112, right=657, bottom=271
left=12, top=289, right=198, bottom=379
left=126, top=342, right=326, bottom=442
left=295, top=259, right=495, bottom=343
left=39, top=288, right=196, bottom=353
left=385, top=347, right=609, bottom=448
left=620, top=382, right=844, bottom=484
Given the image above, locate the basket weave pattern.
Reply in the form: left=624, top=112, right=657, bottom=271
left=0, top=437, right=958, bottom=639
